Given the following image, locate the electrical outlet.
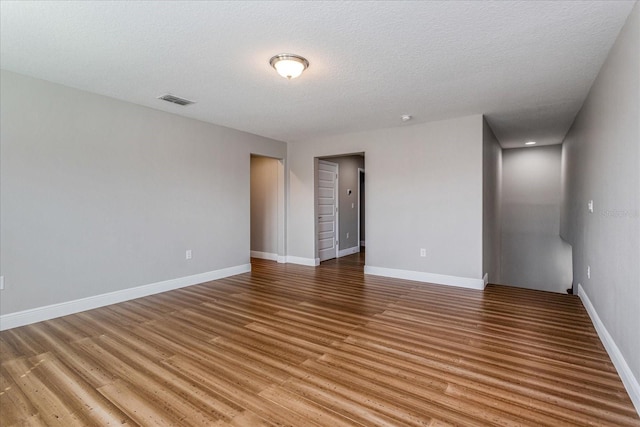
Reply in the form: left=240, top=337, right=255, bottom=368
left=588, top=200, right=594, bottom=213
left=587, top=265, right=591, bottom=279
left=186, top=250, right=192, bottom=260
left=420, top=248, right=426, bottom=257
left=0, top=276, right=4, bottom=290
left=346, top=232, right=349, bottom=239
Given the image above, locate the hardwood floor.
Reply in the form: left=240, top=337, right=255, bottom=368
left=1, top=253, right=638, bottom=426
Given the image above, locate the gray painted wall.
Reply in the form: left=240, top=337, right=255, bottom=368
left=318, top=155, right=364, bottom=251
left=0, top=70, right=286, bottom=315
left=501, top=145, right=572, bottom=293
left=250, top=156, right=279, bottom=255
left=289, top=115, right=484, bottom=280
left=482, top=119, right=502, bottom=283
left=561, top=3, right=639, bottom=381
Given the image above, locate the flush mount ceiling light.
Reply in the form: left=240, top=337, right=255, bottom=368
left=269, top=54, right=309, bottom=79
left=401, top=115, right=412, bottom=122
left=525, top=141, right=537, bottom=145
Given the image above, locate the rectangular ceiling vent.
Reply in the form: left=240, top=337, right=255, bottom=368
left=157, top=94, right=196, bottom=106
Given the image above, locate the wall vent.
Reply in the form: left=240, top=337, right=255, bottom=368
left=157, top=94, right=195, bottom=106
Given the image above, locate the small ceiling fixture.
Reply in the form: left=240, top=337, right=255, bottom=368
left=525, top=141, right=537, bottom=145
left=269, top=54, right=309, bottom=79
left=401, top=115, right=412, bottom=122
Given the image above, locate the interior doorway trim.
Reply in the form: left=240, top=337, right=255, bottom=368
left=358, top=167, right=365, bottom=250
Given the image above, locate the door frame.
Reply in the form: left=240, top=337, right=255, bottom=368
left=316, top=159, right=339, bottom=262
left=358, top=168, right=365, bottom=251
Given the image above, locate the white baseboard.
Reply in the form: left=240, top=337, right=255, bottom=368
left=285, top=256, right=320, bottom=266
left=360, top=240, right=366, bottom=247
left=578, top=284, right=640, bottom=415
left=483, top=273, right=489, bottom=286
left=338, top=246, right=360, bottom=258
left=364, top=265, right=485, bottom=290
left=250, top=250, right=278, bottom=261
left=277, top=255, right=286, bottom=264
left=0, top=264, right=251, bottom=331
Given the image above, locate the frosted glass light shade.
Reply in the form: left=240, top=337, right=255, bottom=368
left=269, top=54, right=309, bottom=79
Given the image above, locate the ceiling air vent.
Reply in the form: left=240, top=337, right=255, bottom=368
left=157, top=94, right=195, bottom=106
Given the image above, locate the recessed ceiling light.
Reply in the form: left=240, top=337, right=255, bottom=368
left=525, top=141, right=537, bottom=145
left=269, top=54, right=309, bottom=79
left=401, top=115, right=412, bottom=122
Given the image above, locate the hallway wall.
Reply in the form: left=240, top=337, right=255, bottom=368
left=482, top=118, right=502, bottom=284
left=500, top=145, right=572, bottom=293
left=561, top=2, right=639, bottom=393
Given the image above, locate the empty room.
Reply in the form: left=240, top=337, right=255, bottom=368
left=1, top=1, right=639, bottom=426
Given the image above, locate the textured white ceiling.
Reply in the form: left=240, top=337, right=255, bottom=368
left=0, top=1, right=635, bottom=147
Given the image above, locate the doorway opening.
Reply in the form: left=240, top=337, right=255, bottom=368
left=250, top=154, right=285, bottom=263
left=315, top=153, right=365, bottom=263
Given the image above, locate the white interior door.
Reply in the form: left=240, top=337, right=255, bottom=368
left=317, top=160, right=338, bottom=262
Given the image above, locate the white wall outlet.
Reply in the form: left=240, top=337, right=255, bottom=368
left=588, top=200, right=594, bottom=213
left=346, top=232, right=349, bottom=239
left=0, top=276, right=4, bottom=290
left=587, top=265, right=591, bottom=279
left=186, top=250, right=192, bottom=260
left=351, top=202, right=355, bottom=209
left=420, top=248, right=426, bottom=257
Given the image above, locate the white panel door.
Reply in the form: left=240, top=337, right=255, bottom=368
left=317, top=160, right=338, bottom=262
